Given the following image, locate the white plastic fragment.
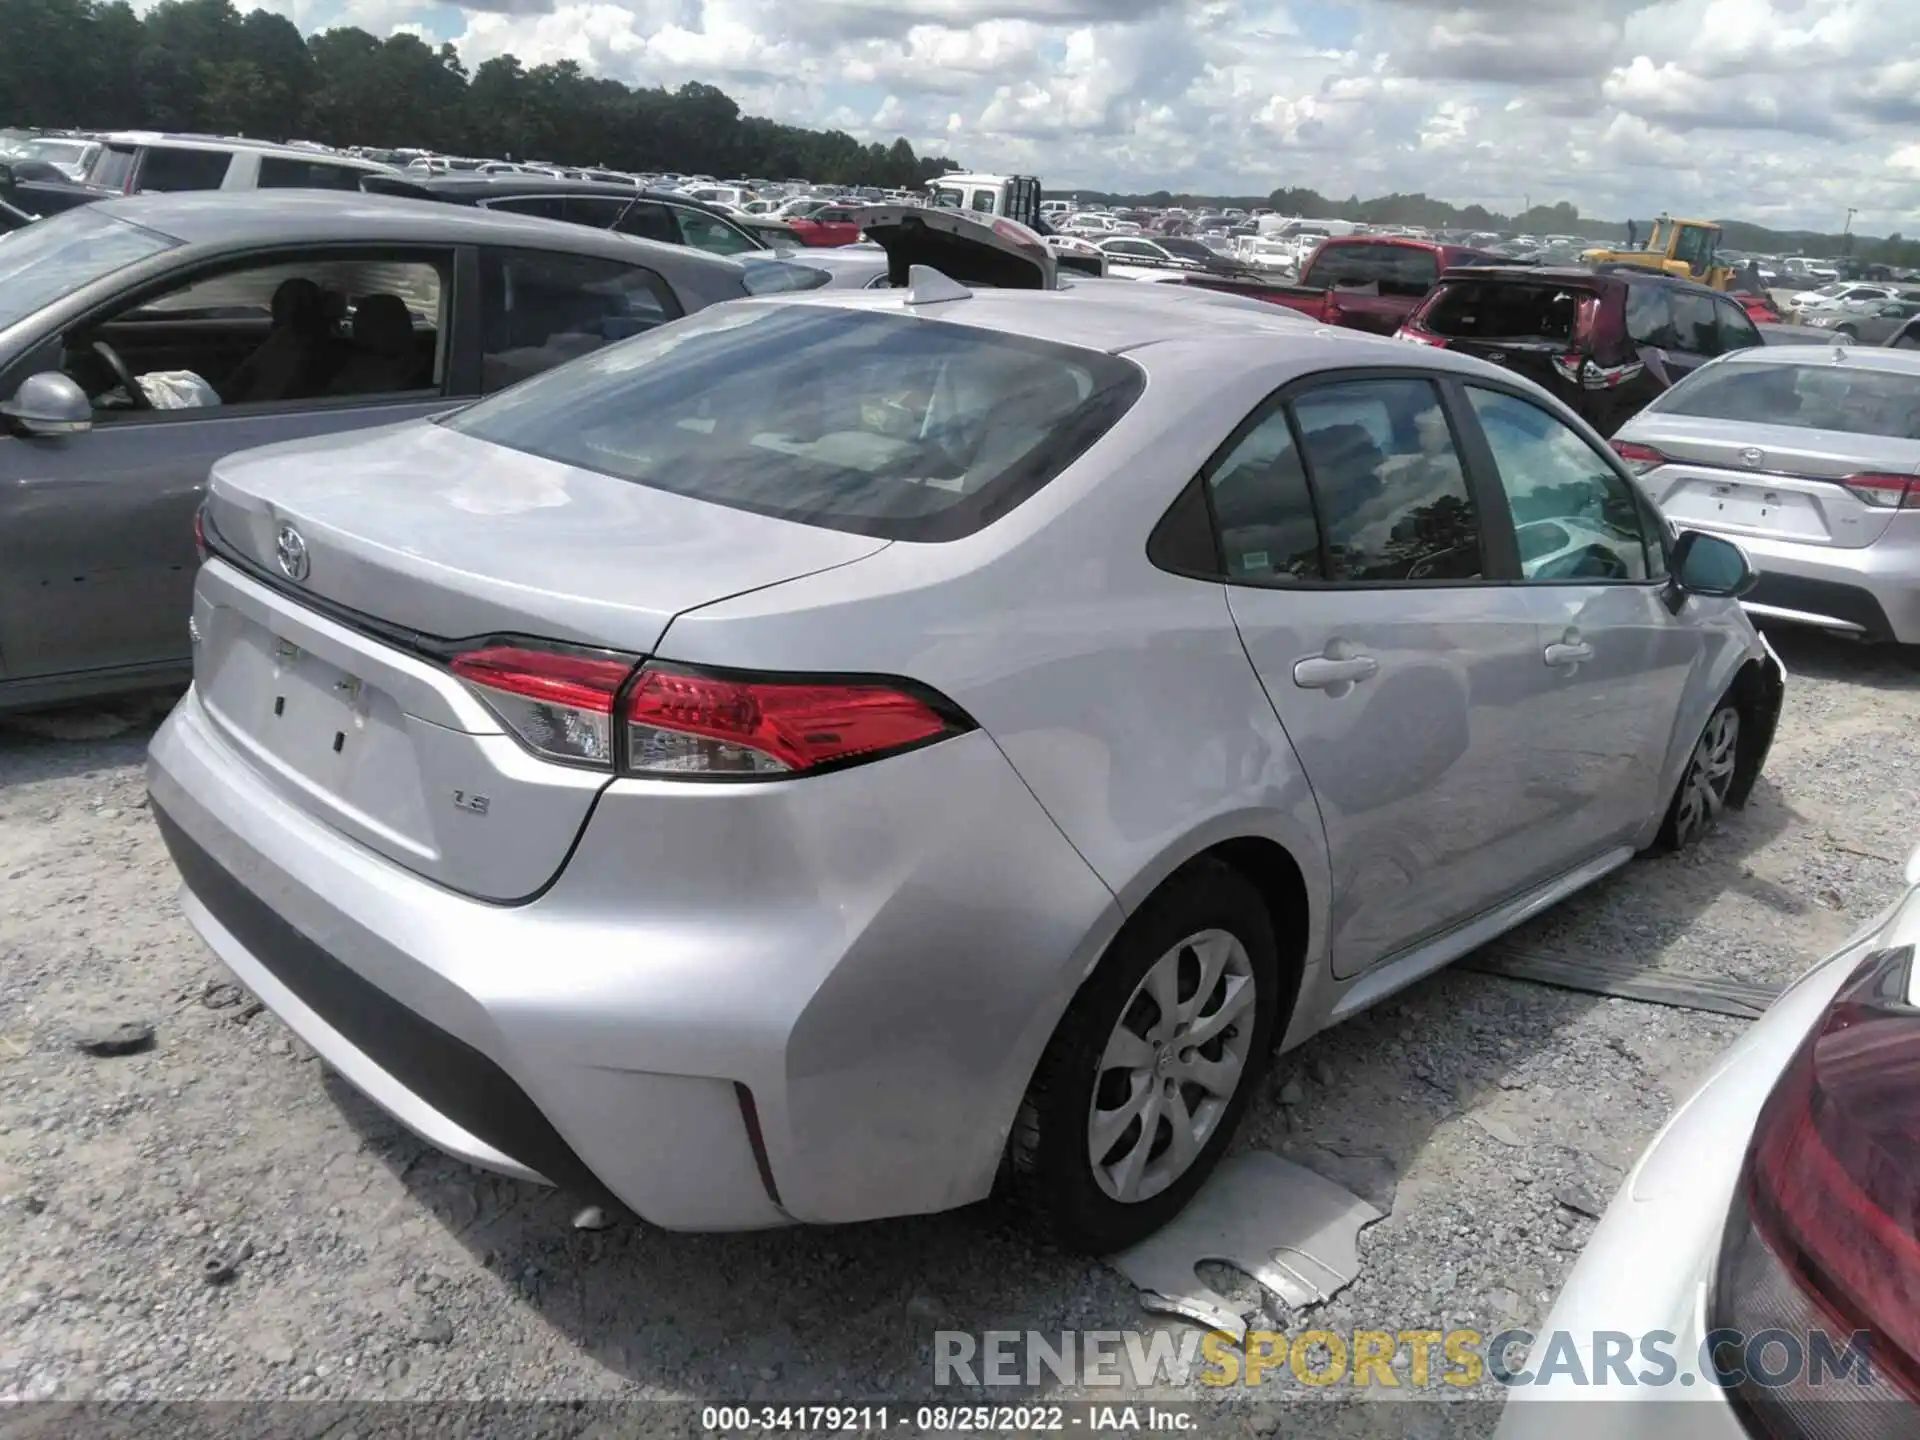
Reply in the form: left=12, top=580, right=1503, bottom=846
left=1106, top=1151, right=1385, bottom=1341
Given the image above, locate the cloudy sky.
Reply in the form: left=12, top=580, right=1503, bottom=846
left=252, top=0, right=1912, bottom=231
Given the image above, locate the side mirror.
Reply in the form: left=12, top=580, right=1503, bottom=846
left=1672, top=529, right=1756, bottom=598
left=0, top=372, right=92, bottom=436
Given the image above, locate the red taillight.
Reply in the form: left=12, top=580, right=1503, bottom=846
left=624, top=664, right=966, bottom=778
left=450, top=645, right=635, bottom=768
left=1317, top=290, right=1340, bottom=324
left=1712, top=944, right=1920, bottom=1430
left=1843, top=473, right=1920, bottom=510
left=192, top=505, right=208, bottom=562
left=1610, top=439, right=1668, bottom=475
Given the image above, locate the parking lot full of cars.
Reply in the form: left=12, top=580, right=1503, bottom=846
left=3, top=125, right=1920, bottom=1436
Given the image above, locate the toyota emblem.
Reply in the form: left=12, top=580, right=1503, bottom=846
left=1739, top=447, right=1765, bottom=470
left=275, top=524, right=310, bottom=583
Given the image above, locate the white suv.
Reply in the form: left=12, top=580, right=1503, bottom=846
left=86, top=133, right=398, bottom=195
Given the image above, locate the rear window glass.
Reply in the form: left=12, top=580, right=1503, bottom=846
left=257, top=158, right=369, bottom=191
left=445, top=304, right=1145, bottom=541
left=1655, top=361, right=1920, bottom=440
left=1308, top=243, right=1439, bottom=295
left=1420, top=281, right=1592, bottom=341
left=136, top=146, right=231, bottom=192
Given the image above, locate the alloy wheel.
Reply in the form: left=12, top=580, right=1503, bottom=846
left=1674, top=706, right=1740, bottom=848
left=1087, top=928, right=1256, bottom=1204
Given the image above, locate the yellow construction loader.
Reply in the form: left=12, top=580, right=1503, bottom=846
left=1582, top=215, right=1735, bottom=290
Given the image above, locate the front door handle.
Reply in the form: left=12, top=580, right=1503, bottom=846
left=1293, top=654, right=1379, bottom=691
left=1544, top=641, right=1594, bottom=666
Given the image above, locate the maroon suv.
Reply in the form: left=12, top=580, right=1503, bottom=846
left=1398, top=265, right=1766, bottom=436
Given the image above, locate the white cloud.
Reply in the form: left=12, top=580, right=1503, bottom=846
left=292, top=0, right=1920, bottom=229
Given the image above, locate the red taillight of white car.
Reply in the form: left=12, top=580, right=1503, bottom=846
left=625, top=664, right=968, bottom=777
left=1710, top=943, right=1920, bottom=1434
left=1609, top=439, right=1668, bottom=476
left=1842, top=474, right=1920, bottom=510
left=452, top=645, right=971, bottom=778
left=451, top=645, right=634, bottom=768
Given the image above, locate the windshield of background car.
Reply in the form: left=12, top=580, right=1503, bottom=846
left=446, top=303, right=1145, bottom=540
left=0, top=206, right=177, bottom=332
left=1655, top=361, right=1920, bottom=440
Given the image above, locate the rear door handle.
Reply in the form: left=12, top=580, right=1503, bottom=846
left=1293, top=655, right=1379, bottom=690
left=1544, top=641, right=1594, bottom=666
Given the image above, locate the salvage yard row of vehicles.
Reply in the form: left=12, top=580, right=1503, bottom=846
left=4, top=141, right=1920, bottom=1432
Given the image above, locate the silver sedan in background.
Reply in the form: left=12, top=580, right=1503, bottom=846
left=150, top=275, right=1783, bottom=1253
left=1612, top=345, right=1920, bottom=645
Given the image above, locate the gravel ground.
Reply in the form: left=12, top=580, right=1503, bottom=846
left=0, top=626, right=1913, bottom=1431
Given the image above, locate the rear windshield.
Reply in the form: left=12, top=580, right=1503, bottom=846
left=1655, top=360, right=1920, bottom=440
left=445, top=303, right=1144, bottom=541
left=0, top=205, right=177, bottom=331
left=1421, top=280, right=1594, bottom=341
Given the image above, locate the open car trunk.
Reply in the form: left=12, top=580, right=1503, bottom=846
left=854, top=205, right=1057, bottom=290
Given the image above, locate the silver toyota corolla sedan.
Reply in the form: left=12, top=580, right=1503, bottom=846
left=149, top=274, right=1785, bottom=1252
left=1613, top=344, right=1920, bottom=645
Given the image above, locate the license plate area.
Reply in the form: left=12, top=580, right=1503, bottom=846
left=257, top=635, right=383, bottom=767
left=198, top=607, right=427, bottom=832
left=1668, top=477, right=1827, bottom=540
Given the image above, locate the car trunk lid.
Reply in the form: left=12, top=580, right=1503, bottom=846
left=204, top=418, right=887, bottom=651
left=1634, top=417, right=1919, bottom=549
left=854, top=204, right=1057, bottom=289
left=195, top=418, right=888, bottom=899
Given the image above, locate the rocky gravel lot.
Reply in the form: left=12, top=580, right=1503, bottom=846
left=0, top=626, right=1914, bottom=1433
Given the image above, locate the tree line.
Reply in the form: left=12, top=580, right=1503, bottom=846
left=0, top=0, right=961, bottom=189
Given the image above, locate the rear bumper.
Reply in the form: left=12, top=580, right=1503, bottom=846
left=149, top=684, right=1120, bottom=1230
left=1694, top=528, right=1920, bottom=644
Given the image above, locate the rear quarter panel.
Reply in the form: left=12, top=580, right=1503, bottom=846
left=652, top=338, right=1340, bottom=1069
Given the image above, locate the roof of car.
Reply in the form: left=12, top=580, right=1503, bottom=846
left=1439, top=263, right=1726, bottom=296
left=1710, top=342, right=1920, bottom=375
left=403, top=175, right=646, bottom=198
left=399, top=174, right=748, bottom=217
left=88, top=189, right=739, bottom=273
left=94, top=132, right=396, bottom=169
left=764, top=281, right=1484, bottom=371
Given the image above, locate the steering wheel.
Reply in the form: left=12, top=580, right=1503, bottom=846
left=91, top=339, right=150, bottom=410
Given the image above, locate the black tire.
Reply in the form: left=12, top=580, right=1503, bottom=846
left=1836, top=326, right=1858, bottom=340
left=1653, top=700, right=1742, bottom=853
left=1006, top=860, right=1284, bottom=1254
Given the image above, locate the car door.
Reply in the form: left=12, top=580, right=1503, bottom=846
left=1454, top=383, right=1697, bottom=856
left=1713, top=296, right=1764, bottom=355
left=1219, top=372, right=1551, bottom=978
left=1664, top=289, right=1725, bottom=379
left=0, top=245, right=462, bottom=686
left=475, top=245, right=683, bottom=393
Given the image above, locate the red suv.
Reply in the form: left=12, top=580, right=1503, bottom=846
left=1398, top=266, right=1766, bottom=436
